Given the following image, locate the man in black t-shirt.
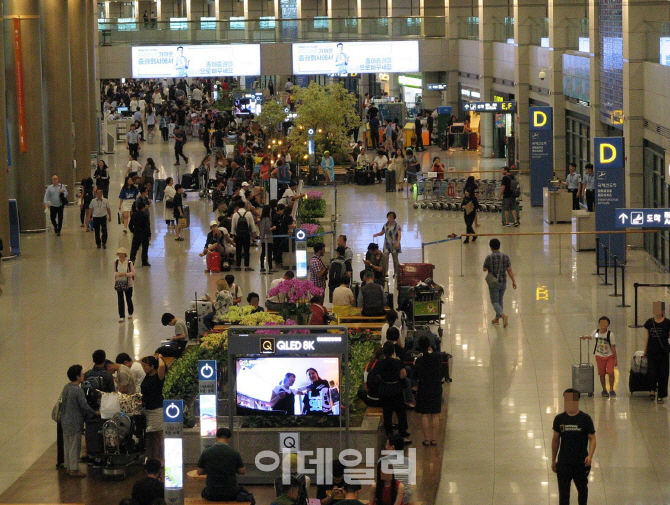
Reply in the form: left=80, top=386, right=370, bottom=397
left=500, top=166, right=519, bottom=227
left=197, top=428, right=255, bottom=504
left=316, top=459, right=346, bottom=505
left=131, top=459, right=164, bottom=505
left=551, top=388, right=596, bottom=505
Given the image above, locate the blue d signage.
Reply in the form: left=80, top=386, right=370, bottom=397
left=594, top=137, right=623, bottom=170
left=529, top=106, right=553, bottom=206
left=594, top=137, right=625, bottom=262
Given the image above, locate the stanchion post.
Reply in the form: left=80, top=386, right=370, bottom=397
left=601, top=245, right=612, bottom=286
left=593, top=236, right=600, bottom=276
left=617, top=263, right=630, bottom=308
left=609, top=255, right=621, bottom=297
left=628, top=283, right=642, bottom=328
left=558, top=234, right=562, bottom=275
left=421, top=242, right=425, bottom=263
left=460, top=237, right=464, bottom=277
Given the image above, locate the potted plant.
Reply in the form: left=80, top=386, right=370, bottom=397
left=266, top=278, right=325, bottom=325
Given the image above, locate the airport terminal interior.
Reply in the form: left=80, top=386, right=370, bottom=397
left=2, top=0, right=670, bottom=504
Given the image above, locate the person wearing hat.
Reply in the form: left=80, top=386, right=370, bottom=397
left=114, top=247, right=135, bottom=323
left=321, top=151, right=335, bottom=185
left=199, top=220, right=233, bottom=272
left=364, top=243, right=385, bottom=286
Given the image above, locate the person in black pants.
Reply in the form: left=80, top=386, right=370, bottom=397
left=462, top=186, right=479, bottom=244
left=369, top=114, right=380, bottom=149
left=173, top=126, right=188, bottom=165
left=377, top=342, right=411, bottom=445
left=644, top=301, right=670, bottom=403
left=231, top=201, right=254, bottom=271
left=414, top=113, right=424, bottom=152
left=551, top=388, right=596, bottom=505
left=129, top=200, right=152, bottom=267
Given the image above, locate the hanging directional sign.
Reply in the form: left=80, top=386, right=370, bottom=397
left=615, top=208, right=670, bottom=228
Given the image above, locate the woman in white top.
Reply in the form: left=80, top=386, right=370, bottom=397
left=114, top=247, right=135, bottom=323
left=145, top=105, right=156, bottom=139
left=163, top=177, right=176, bottom=228
left=372, top=149, right=389, bottom=184
left=390, top=148, right=406, bottom=191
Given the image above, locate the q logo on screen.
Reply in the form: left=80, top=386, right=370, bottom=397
left=200, top=363, right=214, bottom=379
left=165, top=403, right=181, bottom=419
left=260, top=337, right=276, bottom=354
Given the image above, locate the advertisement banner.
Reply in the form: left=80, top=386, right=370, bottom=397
left=131, top=45, right=261, bottom=78
left=529, top=107, right=554, bottom=206
left=292, top=41, right=419, bottom=75
left=13, top=19, right=26, bottom=153
left=594, top=137, right=625, bottom=263
left=163, top=399, right=184, bottom=505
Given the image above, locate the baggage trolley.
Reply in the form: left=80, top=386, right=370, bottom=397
left=412, top=292, right=442, bottom=328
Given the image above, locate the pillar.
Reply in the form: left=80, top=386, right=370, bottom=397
left=40, top=0, right=75, bottom=193
left=479, top=0, right=507, bottom=158
left=445, top=0, right=470, bottom=113
left=588, top=0, right=606, bottom=152
left=548, top=0, right=572, bottom=174
left=0, top=0, right=8, bottom=246
left=87, top=0, right=99, bottom=155
left=4, top=0, right=47, bottom=231
left=70, top=0, right=92, bottom=182
left=513, top=0, right=534, bottom=173
left=422, top=71, right=442, bottom=110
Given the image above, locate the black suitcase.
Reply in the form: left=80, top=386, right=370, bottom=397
left=185, top=309, right=199, bottom=339
left=629, top=369, right=652, bottom=394
left=354, top=170, right=369, bottom=186
left=385, top=170, right=396, bottom=192
left=181, top=173, right=192, bottom=189
left=85, top=418, right=105, bottom=456
left=351, top=281, right=360, bottom=306
left=441, top=352, right=453, bottom=383
left=386, top=292, right=394, bottom=310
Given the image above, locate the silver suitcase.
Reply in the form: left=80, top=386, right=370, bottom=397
left=572, top=337, right=594, bottom=396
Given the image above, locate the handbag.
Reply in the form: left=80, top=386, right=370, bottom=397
left=485, top=253, right=503, bottom=289
left=165, top=199, right=174, bottom=209
left=178, top=217, right=187, bottom=228
left=114, top=260, right=132, bottom=291
left=100, top=392, right=121, bottom=419
left=117, top=212, right=121, bottom=225
left=51, top=391, right=64, bottom=422
left=59, top=185, right=68, bottom=207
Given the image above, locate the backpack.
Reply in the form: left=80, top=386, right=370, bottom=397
left=510, top=178, right=522, bottom=198
left=235, top=210, right=250, bottom=236
left=593, top=330, right=611, bottom=354
left=329, top=258, right=346, bottom=285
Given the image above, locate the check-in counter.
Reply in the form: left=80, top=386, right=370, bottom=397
left=572, top=210, right=596, bottom=251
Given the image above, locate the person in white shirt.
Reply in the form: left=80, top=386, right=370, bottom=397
left=582, top=316, right=618, bottom=397
left=152, top=90, right=162, bottom=105
left=380, top=310, right=406, bottom=348
left=126, top=156, right=142, bottom=177
left=191, top=87, right=203, bottom=103
left=357, top=148, right=370, bottom=167
left=372, top=149, right=389, bottom=184
left=285, top=79, right=293, bottom=92
left=279, top=182, right=305, bottom=208
left=266, top=271, right=294, bottom=311
left=115, top=352, right=146, bottom=389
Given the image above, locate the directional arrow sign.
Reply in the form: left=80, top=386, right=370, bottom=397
left=615, top=208, right=670, bottom=228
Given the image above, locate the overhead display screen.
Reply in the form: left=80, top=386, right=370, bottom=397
left=292, top=41, right=419, bottom=75
left=131, top=44, right=261, bottom=78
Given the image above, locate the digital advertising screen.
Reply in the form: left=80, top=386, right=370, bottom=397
left=236, top=357, right=340, bottom=416
left=164, top=438, right=183, bottom=489
left=199, top=394, right=217, bottom=437
left=131, top=44, right=261, bottom=78
left=291, top=41, right=419, bottom=75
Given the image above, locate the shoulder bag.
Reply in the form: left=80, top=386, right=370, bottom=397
left=51, top=388, right=65, bottom=422
left=114, top=260, right=132, bottom=291
left=59, top=184, right=68, bottom=207
left=485, top=253, right=503, bottom=290
left=652, top=321, right=670, bottom=354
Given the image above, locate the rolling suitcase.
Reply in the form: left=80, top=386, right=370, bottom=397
left=385, top=170, right=396, bottom=192
left=185, top=309, right=199, bottom=340
left=181, top=173, right=192, bottom=189
left=629, top=351, right=651, bottom=394
left=441, top=352, right=453, bottom=383
left=572, top=337, right=594, bottom=396
left=354, top=169, right=368, bottom=186
left=207, top=252, right=221, bottom=273
left=181, top=204, right=190, bottom=228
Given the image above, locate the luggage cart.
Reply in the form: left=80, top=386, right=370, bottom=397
left=411, top=292, right=443, bottom=328
left=101, top=413, right=143, bottom=480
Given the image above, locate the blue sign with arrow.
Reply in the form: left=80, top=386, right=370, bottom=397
left=615, top=208, right=670, bottom=228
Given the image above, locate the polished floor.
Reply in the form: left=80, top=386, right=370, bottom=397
left=1, top=137, right=670, bottom=504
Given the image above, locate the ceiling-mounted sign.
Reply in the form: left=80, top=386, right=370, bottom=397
left=463, top=101, right=516, bottom=113
left=398, top=75, right=422, bottom=88
left=427, top=83, right=447, bottom=91
left=378, top=73, right=390, bottom=81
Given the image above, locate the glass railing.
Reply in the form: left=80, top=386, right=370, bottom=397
left=458, top=16, right=479, bottom=40
left=98, top=16, right=445, bottom=45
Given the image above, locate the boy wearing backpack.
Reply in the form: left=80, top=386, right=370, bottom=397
left=231, top=200, right=255, bottom=271
left=581, top=316, right=618, bottom=397
left=501, top=166, right=519, bottom=227
left=329, top=246, right=353, bottom=303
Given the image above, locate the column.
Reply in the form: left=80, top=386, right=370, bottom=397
left=422, top=71, right=442, bottom=109
left=0, top=0, right=9, bottom=245
left=70, top=0, right=92, bottom=182
left=479, top=0, right=507, bottom=158
left=4, top=0, right=47, bottom=231
left=87, top=0, right=99, bottom=155
left=40, top=0, right=75, bottom=194
left=513, top=0, right=532, bottom=172
left=548, top=0, right=571, bottom=174
left=445, top=0, right=470, bottom=113
left=186, top=0, right=192, bottom=20
left=588, top=0, right=606, bottom=151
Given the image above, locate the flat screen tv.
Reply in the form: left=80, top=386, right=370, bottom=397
left=235, top=357, right=341, bottom=416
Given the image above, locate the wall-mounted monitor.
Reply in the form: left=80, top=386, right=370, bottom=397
left=131, top=44, right=261, bottom=78
left=292, top=41, right=419, bottom=75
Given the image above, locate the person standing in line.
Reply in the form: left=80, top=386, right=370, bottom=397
left=126, top=122, right=141, bottom=160
left=644, top=301, right=670, bottom=403
left=581, top=316, right=618, bottom=397
left=551, top=388, right=596, bottom=505
left=43, top=174, right=68, bottom=237
left=461, top=183, right=480, bottom=244
left=129, top=200, right=152, bottom=267
left=119, top=176, right=139, bottom=234
left=231, top=200, right=255, bottom=271
left=309, top=242, right=328, bottom=291
left=140, top=356, right=166, bottom=463
left=412, top=335, right=443, bottom=446
left=173, top=126, right=189, bottom=165
left=115, top=353, right=146, bottom=388
left=563, top=162, right=582, bottom=210
left=581, top=163, right=595, bottom=212
left=114, top=247, right=135, bottom=323
left=259, top=205, right=275, bottom=274
left=159, top=111, right=169, bottom=142
left=88, top=189, right=112, bottom=249
left=337, top=234, right=354, bottom=270
left=163, top=177, right=176, bottom=228
left=500, top=166, right=519, bottom=227
left=414, top=113, right=424, bottom=152
left=377, top=342, right=411, bottom=445
left=173, top=184, right=186, bottom=241
left=483, top=238, right=517, bottom=327
left=60, top=365, right=99, bottom=477
left=94, top=160, right=110, bottom=198
left=405, top=149, right=421, bottom=186
left=373, top=211, right=402, bottom=277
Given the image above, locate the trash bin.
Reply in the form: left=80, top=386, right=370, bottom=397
left=573, top=210, right=595, bottom=251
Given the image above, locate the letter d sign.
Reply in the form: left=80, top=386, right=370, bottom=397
left=533, top=111, right=547, bottom=128
left=594, top=137, right=624, bottom=169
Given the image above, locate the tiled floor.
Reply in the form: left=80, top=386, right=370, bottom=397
left=1, top=138, right=670, bottom=504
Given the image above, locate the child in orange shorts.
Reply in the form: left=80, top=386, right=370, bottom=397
left=582, top=316, right=618, bottom=397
